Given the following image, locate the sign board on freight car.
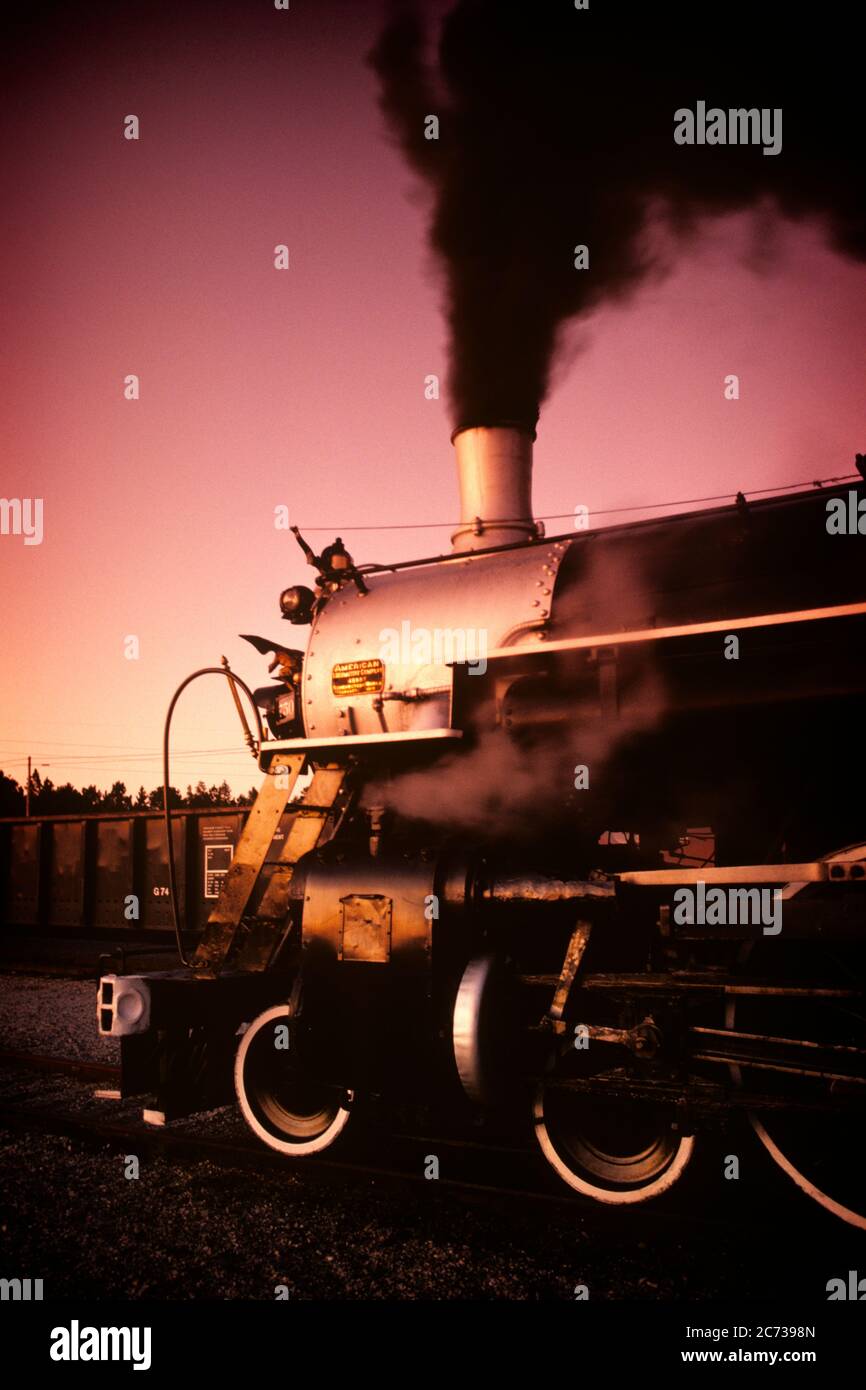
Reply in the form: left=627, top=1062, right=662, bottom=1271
left=331, top=658, right=385, bottom=697
left=204, top=843, right=233, bottom=899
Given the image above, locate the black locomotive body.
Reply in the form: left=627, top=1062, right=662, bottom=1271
left=97, top=434, right=866, bottom=1223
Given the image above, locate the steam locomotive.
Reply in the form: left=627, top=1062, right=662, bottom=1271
left=97, top=426, right=866, bottom=1226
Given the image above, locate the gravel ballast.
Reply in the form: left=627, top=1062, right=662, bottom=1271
left=1, top=972, right=861, bottom=1301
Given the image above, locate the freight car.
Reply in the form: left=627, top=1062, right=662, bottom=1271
left=1, top=807, right=251, bottom=937
left=95, top=426, right=866, bottom=1226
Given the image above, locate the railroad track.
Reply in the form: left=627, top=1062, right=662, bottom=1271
left=0, top=1049, right=839, bottom=1236
left=0, top=1048, right=120, bottom=1082
left=0, top=1048, right=741, bottom=1226
left=0, top=1048, right=578, bottom=1211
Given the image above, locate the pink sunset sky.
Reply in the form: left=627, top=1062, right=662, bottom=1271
left=1, top=2, right=864, bottom=798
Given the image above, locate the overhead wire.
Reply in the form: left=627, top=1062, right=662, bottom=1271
left=291, top=471, right=861, bottom=532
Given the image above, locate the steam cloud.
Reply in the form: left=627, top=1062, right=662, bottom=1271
left=365, top=729, right=565, bottom=838
left=363, top=666, right=664, bottom=838
left=369, top=1, right=865, bottom=429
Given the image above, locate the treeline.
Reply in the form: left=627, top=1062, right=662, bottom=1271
left=0, top=770, right=257, bottom=817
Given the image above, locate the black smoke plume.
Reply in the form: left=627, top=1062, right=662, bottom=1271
left=369, top=0, right=865, bottom=430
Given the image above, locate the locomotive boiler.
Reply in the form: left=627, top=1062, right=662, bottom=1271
left=97, top=425, right=866, bottom=1225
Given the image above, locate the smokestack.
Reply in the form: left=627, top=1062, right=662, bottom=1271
left=450, top=423, right=538, bottom=553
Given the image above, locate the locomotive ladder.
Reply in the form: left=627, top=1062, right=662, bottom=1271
left=192, top=754, right=348, bottom=975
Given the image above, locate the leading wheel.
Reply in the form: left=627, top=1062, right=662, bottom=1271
left=235, top=1005, right=354, bottom=1156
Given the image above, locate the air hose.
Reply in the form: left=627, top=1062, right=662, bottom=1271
left=162, top=666, right=265, bottom=966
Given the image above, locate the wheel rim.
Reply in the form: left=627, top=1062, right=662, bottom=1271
left=235, top=1005, right=353, bottom=1156
left=453, top=954, right=518, bottom=1104
left=728, top=843, right=866, bottom=1230
left=748, top=1114, right=866, bottom=1231
left=533, top=1083, right=694, bottom=1204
